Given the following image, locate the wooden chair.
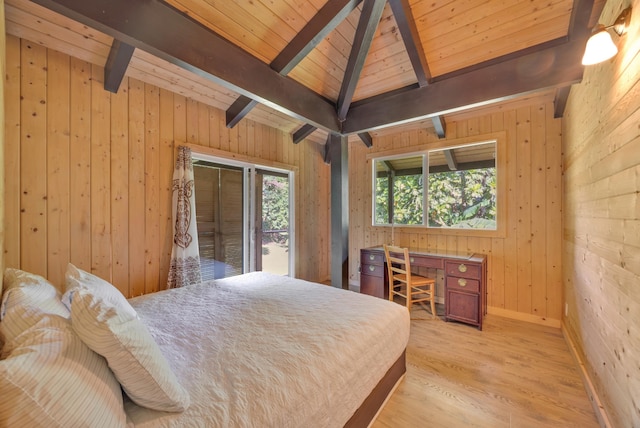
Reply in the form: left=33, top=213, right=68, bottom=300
left=383, top=244, right=437, bottom=319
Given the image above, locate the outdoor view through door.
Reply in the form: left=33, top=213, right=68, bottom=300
left=255, top=170, right=290, bottom=276
left=192, top=157, right=293, bottom=281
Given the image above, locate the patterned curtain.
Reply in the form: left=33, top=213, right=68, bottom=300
left=168, top=146, right=202, bottom=288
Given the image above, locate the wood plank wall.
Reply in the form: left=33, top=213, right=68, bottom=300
left=349, top=101, right=564, bottom=325
left=0, top=0, right=5, bottom=281
left=3, top=35, right=331, bottom=296
left=562, top=0, right=640, bottom=426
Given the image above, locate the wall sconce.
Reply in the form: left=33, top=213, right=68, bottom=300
left=582, top=6, right=632, bottom=65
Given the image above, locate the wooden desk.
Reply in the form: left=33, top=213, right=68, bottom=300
left=360, top=247, right=487, bottom=330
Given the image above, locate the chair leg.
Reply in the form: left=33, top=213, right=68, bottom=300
left=430, top=283, right=436, bottom=319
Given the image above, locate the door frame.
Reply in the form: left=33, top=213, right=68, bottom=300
left=191, top=151, right=295, bottom=277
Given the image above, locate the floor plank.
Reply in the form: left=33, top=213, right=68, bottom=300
left=373, top=304, right=599, bottom=428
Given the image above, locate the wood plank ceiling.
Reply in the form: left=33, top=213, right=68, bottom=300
left=6, top=0, right=605, bottom=146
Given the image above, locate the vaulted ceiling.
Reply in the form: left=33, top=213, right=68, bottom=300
left=6, top=0, right=605, bottom=146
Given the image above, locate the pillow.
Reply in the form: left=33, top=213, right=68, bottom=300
left=0, top=315, right=126, bottom=427
left=65, top=265, right=189, bottom=412
left=62, top=263, right=137, bottom=320
left=0, top=268, right=69, bottom=343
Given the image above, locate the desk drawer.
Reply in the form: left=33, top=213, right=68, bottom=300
left=361, top=251, right=384, bottom=266
left=360, top=273, right=384, bottom=298
left=446, top=290, right=480, bottom=325
left=446, top=276, right=479, bottom=293
left=361, top=263, right=384, bottom=278
left=409, top=255, right=443, bottom=269
left=445, top=261, right=482, bottom=280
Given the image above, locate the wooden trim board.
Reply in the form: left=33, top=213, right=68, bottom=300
left=561, top=322, right=611, bottom=428
left=487, top=306, right=561, bottom=328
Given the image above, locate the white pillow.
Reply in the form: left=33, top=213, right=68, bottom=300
left=65, top=266, right=189, bottom=412
left=62, top=263, right=137, bottom=319
left=0, top=268, right=69, bottom=343
left=0, top=315, right=126, bottom=427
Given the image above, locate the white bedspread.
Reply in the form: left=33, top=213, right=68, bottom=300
left=124, top=272, right=409, bottom=428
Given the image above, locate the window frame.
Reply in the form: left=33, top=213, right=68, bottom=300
left=368, top=131, right=507, bottom=238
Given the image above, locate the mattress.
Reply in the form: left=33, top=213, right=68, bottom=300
left=124, top=272, right=410, bottom=427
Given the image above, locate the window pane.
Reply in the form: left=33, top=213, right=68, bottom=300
left=427, top=142, right=496, bottom=230
left=375, top=174, right=389, bottom=224
left=374, top=155, right=424, bottom=225
left=393, top=172, right=423, bottom=225
left=259, top=173, right=290, bottom=276
left=193, top=161, right=244, bottom=280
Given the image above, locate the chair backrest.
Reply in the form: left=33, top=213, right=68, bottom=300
left=383, top=244, right=412, bottom=285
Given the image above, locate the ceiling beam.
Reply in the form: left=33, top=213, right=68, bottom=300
left=553, top=86, right=572, bottom=118
left=225, top=97, right=256, bottom=128
left=323, top=134, right=332, bottom=164
left=226, top=0, right=363, bottom=128
left=358, top=132, right=373, bottom=148
left=567, top=0, right=595, bottom=41
left=386, top=0, right=447, bottom=144
left=443, top=149, right=458, bottom=171
left=432, top=116, right=446, bottom=138
left=293, top=124, right=318, bottom=144
left=31, top=0, right=342, bottom=133
left=337, top=0, right=386, bottom=120
left=550, top=0, right=593, bottom=119
left=272, top=0, right=363, bottom=75
left=388, top=0, right=452, bottom=138
left=342, top=38, right=589, bottom=134
left=553, top=0, right=592, bottom=118
left=226, top=98, right=259, bottom=129
left=388, top=0, right=431, bottom=86
left=104, top=39, right=134, bottom=93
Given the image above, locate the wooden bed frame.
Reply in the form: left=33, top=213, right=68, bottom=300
left=345, top=350, right=406, bottom=427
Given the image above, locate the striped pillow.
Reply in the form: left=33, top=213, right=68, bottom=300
left=0, top=268, right=69, bottom=343
left=65, top=268, right=189, bottom=412
left=0, top=315, right=126, bottom=427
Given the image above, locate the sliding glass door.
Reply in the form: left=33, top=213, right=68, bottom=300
left=192, top=155, right=294, bottom=280
left=193, top=160, right=245, bottom=280
left=254, top=169, right=291, bottom=276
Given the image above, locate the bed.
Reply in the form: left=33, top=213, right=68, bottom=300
left=0, top=267, right=409, bottom=427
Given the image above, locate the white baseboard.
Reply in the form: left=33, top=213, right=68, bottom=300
left=561, top=322, right=611, bottom=428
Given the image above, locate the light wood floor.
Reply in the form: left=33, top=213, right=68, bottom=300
left=373, top=304, right=599, bottom=428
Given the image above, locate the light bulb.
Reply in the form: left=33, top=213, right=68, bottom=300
left=581, top=30, right=618, bottom=65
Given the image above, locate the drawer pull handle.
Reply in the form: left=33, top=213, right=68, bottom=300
left=458, top=264, right=467, bottom=273
left=369, top=265, right=376, bottom=272
left=410, top=257, right=415, bottom=263
left=458, top=278, right=467, bottom=287
left=369, top=254, right=375, bottom=261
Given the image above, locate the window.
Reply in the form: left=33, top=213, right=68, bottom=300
left=372, top=136, right=502, bottom=234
